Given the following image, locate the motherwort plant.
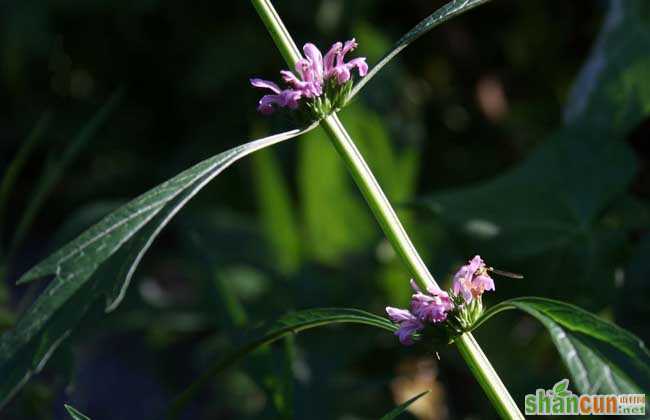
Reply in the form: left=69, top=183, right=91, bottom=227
left=1, top=1, right=648, bottom=419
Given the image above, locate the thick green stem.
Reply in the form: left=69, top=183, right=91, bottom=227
left=250, top=0, right=524, bottom=418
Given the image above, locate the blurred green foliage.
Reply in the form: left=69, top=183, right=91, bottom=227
left=0, top=0, right=648, bottom=419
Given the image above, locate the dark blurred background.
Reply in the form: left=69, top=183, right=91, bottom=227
left=1, top=0, right=648, bottom=419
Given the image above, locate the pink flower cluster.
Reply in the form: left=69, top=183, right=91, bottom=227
left=386, top=255, right=495, bottom=346
left=452, top=255, right=495, bottom=303
left=386, top=281, right=454, bottom=346
left=250, top=39, right=368, bottom=115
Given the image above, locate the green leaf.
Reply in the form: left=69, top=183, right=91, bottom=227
left=10, top=89, right=124, bottom=252
left=379, top=390, right=430, bottom=420
left=298, top=119, right=376, bottom=264
left=64, top=404, right=91, bottom=420
left=0, top=122, right=317, bottom=408
left=564, top=0, right=650, bottom=133
left=267, top=335, right=296, bottom=420
left=419, top=0, right=650, bottom=304
left=299, top=102, right=419, bottom=265
left=168, top=307, right=396, bottom=419
left=349, top=0, right=492, bottom=101
left=476, top=297, right=650, bottom=394
left=0, top=110, right=52, bottom=243
left=251, top=147, right=301, bottom=275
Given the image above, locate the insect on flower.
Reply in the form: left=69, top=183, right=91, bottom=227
left=487, top=267, right=524, bottom=279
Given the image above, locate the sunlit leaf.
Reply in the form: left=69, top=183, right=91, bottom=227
left=0, top=122, right=317, bottom=408
left=348, top=0, right=492, bottom=101
left=168, top=307, right=396, bottom=419
left=251, top=147, right=301, bottom=275
left=298, top=118, right=376, bottom=264
left=475, top=297, right=650, bottom=394
left=380, top=390, right=430, bottom=420
left=64, top=404, right=91, bottom=420
left=299, top=102, right=419, bottom=265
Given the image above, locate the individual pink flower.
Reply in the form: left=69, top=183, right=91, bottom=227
left=250, top=78, right=302, bottom=115
left=385, top=306, right=424, bottom=346
left=452, top=255, right=495, bottom=303
left=324, top=39, right=368, bottom=84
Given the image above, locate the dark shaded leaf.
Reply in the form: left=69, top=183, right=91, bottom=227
left=419, top=0, right=650, bottom=304
left=11, top=89, right=124, bottom=251
left=0, top=110, right=52, bottom=240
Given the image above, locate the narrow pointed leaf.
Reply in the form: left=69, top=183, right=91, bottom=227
left=380, top=390, right=430, bottom=420
left=475, top=297, right=650, bottom=394
left=168, top=308, right=396, bottom=419
left=348, top=0, right=492, bottom=101
left=0, top=122, right=317, bottom=408
left=0, top=110, right=52, bottom=235
left=11, top=89, right=124, bottom=252
left=65, top=404, right=91, bottom=420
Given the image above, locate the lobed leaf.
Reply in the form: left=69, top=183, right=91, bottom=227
left=475, top=297, right=650, bottom=394
left=0, top=122, right=318, bottom=408
left=418, top=0, right=650, bottom=305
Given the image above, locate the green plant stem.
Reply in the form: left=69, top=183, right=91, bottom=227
left=322, top=115, right=522, bottom=419
left=457, top=333, right=523, bottom=419
left=251, top=0, right=302, bottom=66
left=251, top=0, right=524, bottom=418
left=320, top=115, right=437, bottom=289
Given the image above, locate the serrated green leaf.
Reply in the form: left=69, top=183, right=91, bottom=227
left=349, top=0, right=492, bottom=101
left=379, top=390, right=430, bottom=420
left=168, top=307, right=396, bottom=419
left=64, top=404, right=91, bottom=420
left=475, top=297, right=650, bottom=394
left=0, top=122, right=317, bottom=408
